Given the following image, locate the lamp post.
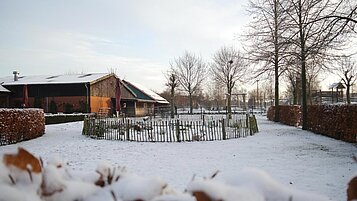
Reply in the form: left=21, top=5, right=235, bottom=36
left=227, top=60, right=233, bottom=119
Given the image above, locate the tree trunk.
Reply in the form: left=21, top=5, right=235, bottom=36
left=347, top=84, right=351, bottom=104
left=170, top=86, right=175, bottom=118
left=227, top=93, right=232, bottom=119
left=299, top=0, right=308, bottom=130
left=308, top=82, right=312, bottom=105
left=274, top=64, right=280, bottom=122
left=189, top=93, right=193, bottom=114
left=273, top=0, right=280, bottom=122
left=301, top=59, right=308, bottom=130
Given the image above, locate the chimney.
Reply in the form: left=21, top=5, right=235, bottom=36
left=13, top=71, right=19, bottom=81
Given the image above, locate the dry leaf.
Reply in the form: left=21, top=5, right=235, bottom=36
left=192, top=191, right=215, bottom=201
left=347, top=176, right=357, bottom=201
left=3, top=147, right=42, bottom=173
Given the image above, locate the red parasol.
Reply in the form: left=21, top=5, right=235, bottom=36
left=115, top=78, right=121, bottom=113
left=23, top=84, right=29, bottom=108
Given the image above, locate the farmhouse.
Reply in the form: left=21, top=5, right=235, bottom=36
left=0, top=72, right=169, bottom=116
left=123, top=80, right=169, bottom=116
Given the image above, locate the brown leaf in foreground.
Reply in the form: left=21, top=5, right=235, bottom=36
left=192, top=191, right=216, bottom=201
left=3, top=147, right=42, bottom=173
left=347, top=176, right=357, bottom=201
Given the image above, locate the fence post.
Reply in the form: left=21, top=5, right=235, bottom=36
left=222, top=118, right=226, bottom=140
left=253, top=115, right=259, bottom=133
left=249, top=116, right=253, bottom=136
left=176, top=119, right=181, bottom=142
left=126, top=119, right=130, bottom=141
left=82, top=117, right=88, bottom=135
left=246, top=113, right=249, bottom=129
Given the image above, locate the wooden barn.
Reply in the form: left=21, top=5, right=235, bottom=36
left=0, top=72, right=169, bottom=116
left=0, top=73, right=120, bottom=114
left=122, top=80, right=169, bottom=117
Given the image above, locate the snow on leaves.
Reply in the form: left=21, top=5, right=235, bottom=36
left=0, top=147, right=352, bottom=201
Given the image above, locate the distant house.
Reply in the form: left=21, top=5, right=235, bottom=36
left=0, top=72, right=169, bottom=116
left=122, top=80, right=169, bottom=116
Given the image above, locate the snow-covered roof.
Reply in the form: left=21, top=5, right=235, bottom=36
left=0, top=84, right=10, bottom=92
left=125, top=81, right=169, bottom=104
left=0, top=73, right=111, bottom=86
left=329, top=82, right=345, bottom=89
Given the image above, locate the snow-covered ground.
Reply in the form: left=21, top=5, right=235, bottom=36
left=0, top=115, right=356, bottom=201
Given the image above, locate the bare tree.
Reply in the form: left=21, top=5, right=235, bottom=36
left=336, top=56, right=357, bottom=104
left=206, top=80, right=226, bottom=111
left=170, top=51, right=207, bottom=114
left=244, top=0, right=292, bottom=122
left=164, top=71, right=180, bottom=118
left=306, top=58, right=323, bottom=105
left=210, top=47, right=246, bottom=119
left=281, top=0, right=356, bottom=129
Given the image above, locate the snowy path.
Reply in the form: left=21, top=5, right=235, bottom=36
left=0, top=115, right=356, bottom=201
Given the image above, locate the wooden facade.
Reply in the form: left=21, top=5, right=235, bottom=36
left=0, top=73, right=169, bottom=116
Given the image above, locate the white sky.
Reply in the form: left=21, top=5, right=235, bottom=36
left=0, top=0, right=250, bottom=91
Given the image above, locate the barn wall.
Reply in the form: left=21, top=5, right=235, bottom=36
left=90, top=75, right=117, bottom=98
left=11, top=96, right=87, bottom=113
left=121, top=84, right=136, bottom=99
left=135, top=102, right=155, bottom=116
left=90, top=96, right=111, bottom=114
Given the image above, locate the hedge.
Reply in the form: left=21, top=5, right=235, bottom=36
left=45, top=114, right=87, bottom=125
left=0, top=109, right=45, bottom=146
left=267, top=105, right=357, bottom=143
left=267, top=105, right=301, bottom=126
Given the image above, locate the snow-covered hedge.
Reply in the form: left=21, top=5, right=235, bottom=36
left=0, top=109, right=45, bottom=146
left=267, top=105, right=357, bottom=143
left=2, top=147, right=352, bottom=201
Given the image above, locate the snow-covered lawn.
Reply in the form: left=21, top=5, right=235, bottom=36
left=0, top=115, right=356, bottom=201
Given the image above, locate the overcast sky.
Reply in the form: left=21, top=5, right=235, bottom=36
left=0, top=0, right=250, bottom=91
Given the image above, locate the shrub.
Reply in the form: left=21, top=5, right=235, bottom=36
left=267, top=105, right=301, bottom=126
left=268, top=105, right=357, bottom=143
left=49, top=100, right=58, bottom=114
left=0, top=109, right=45, bottom=145
left=64, top=103, right=73, bottom=114
left=45, top=114, right=86, bottom=125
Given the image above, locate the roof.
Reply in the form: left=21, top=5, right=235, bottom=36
left=0, top=73, right=113, bottom=86
left=329, top=82, right=345, bottom=89
left=123, top=80, right=169, bottom=104
left=0, top=84, right=10, bottom=92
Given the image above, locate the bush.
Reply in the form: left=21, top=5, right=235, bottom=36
left=45, top=114, right=86, bottom=125
left=307, top=105, right=357, bottom=142
left=268, top=105, right=357, bottom=143
left=267, top=105, right=301, bottom=126
left=49, top=100, right=58, bottom=114
left=64, top=103, right=74, bottom=114
left=0, top=109, right=45, bottom=145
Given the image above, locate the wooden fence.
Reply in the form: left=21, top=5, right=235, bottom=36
left=82, top=115, right=258, bottom=142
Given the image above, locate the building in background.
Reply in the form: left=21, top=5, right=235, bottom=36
left=0, top=84, right=10, bottom=108
left=0, top=72, right=169, bottom=116
left=123, top=80, right=169, bottom=117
